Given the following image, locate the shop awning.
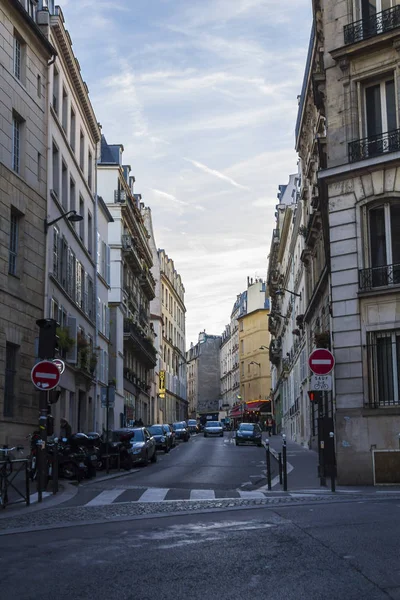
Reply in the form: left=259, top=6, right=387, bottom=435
left=245, top=400, right=272, bottom=413
left=229, top=405, right=244, bottom=418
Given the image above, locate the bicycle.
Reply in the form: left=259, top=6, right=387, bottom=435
left=0, top=446, right=24, bottom=508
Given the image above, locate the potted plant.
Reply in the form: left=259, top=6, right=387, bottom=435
left=57, top=326, right=75, bottom=353
left=314, top=331, right=330, bottom=349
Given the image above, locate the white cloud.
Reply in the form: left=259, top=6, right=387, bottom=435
left=184, top=158, right=250, bottom=190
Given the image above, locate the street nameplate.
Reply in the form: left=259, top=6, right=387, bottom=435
left=310, top=375, right=332, bottom=391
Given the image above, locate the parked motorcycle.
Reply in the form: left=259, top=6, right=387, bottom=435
left=56, top=436, right=88, bottom=481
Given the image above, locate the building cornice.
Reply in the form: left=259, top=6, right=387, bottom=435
left=50, top=7, right=100, bottom=144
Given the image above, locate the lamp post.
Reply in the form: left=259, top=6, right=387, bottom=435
left=275, top=288, right=301, bottom=299
left=44, top=210, right=83, bottom=233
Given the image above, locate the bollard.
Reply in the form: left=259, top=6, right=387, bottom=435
left=265, top=439, right=272, bottom=491
left=329, top=432, right=336, bottom=493
left=278, top=452, right=282, bottom=485
left=282, top=434, right=288, bottom=492
left=52, top=440, right=58, bottom=495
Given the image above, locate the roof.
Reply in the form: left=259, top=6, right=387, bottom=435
left=295, top=23, right=315, bottom=145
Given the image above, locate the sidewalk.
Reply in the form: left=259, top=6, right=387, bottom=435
left=264, top=434, right=322, bottom=490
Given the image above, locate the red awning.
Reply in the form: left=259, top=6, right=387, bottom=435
left=230, top=405, right=243, bottom=418
left=245, top=400, right=271, bottom=412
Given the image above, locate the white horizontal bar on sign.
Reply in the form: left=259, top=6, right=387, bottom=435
left=311, top=360, right=332, bottom=365
left=36, top=372, right=58, bottom=379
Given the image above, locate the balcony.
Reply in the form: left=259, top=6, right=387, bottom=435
left=359, top=263, right=400, bottom=291
left=344, top=5, right=400, bottom=45
left=121, top=234, right=141, bottom=273
left=139, top=267, right=156, bottom=300
left=123, top=318, right=157, bottom=368
left=348, top=128, right=400, bottom=163
left=114, top=189, right=127, bottom=203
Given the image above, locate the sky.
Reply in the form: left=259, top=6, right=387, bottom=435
left=61, top=0, right=312, bottom=347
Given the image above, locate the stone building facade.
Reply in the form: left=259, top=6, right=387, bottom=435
left=0, top=0, right=55, bottom=445
left=290, top=0, right=400, bottom=483
left=186, top=333, right=221, bottom=417
left=97, top=136, right=157, bottom=428
left=158, top=249, right=187, bottom=423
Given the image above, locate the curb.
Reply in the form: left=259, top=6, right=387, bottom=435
left=0, top=482, right=79, bottom=519
left=80, top=468, right=141, bottom=486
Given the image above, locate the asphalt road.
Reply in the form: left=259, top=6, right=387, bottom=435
left=2, top=498, right=400, bottom=600
left=60, top=431, right=276, bottom=507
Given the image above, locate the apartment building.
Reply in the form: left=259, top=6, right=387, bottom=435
left=159, top=250, right=187, bottom=423
left=186, top=332, right=221, bottom=418
left=97, top=136, right=157, bottom=428
left=0, top=0, right=55, bottom=445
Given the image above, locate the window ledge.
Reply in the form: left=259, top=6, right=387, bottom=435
left=358, top=284, right=400, bottom=299
left=363, top=406, right=400, bottom=416
left=330, top=29, right=400, bottom=62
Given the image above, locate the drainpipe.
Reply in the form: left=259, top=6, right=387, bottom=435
left=93, top=141, right=99, bottom=432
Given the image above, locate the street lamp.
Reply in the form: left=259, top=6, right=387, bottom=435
left=44, top=210, right=83, bottom=233
left=275, top=288, right=301, bottom=299
left=250, top=361, right=261, bottom=367
left=269, top=312, right=286, bottom=319
left=259, top=345, right=268, bottom=350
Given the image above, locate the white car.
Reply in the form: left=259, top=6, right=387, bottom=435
left=204, top=421, right=224, bottom=437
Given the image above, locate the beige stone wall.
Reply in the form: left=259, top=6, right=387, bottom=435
left=0, top=4, right=51, bottom=445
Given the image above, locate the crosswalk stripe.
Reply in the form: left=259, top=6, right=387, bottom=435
left=190, top=489, right=216, bottom=500
left=138, top=488, right=170, bottom=502
left=238, top=490, right=265, bottom=499
left=85, top=488, right=125, bottom=506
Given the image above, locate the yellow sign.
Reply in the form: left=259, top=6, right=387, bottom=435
left=159, top=370, right=166, bottom=395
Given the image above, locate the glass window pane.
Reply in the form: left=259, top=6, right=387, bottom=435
left=366, top=84, right=382, bottom=137
left=370, top=206, right=387, bottom=267
left=386, top=80, right=396, bottom=131
left=391, top=204, right=400, bottom=265
left=377, top=335, right=394, bottom=405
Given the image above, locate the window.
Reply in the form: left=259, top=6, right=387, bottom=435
left=62, top=87, right=68, bottom=132
left=87, top=276, right=94, bottom=319
left=70, top=178, right=76, bottom=214
left=27, top=0, right=37, bottom=19
left=365, top=78, right=396, bottom=139
left=50, top=297, right=59, bottom=321
left=70, top=107, right=76, bottom=151
left=76, top=260, right=82, bottom=306
left=61, top=160, right=68, bottom=210
left=37, top=74, right=41, bottom=98
left=12, top=115, right=21, bottom=174
left=79, top=196, right=84, bottom=240
left=67, top=248, right=76, bottom=298
left=52, top=142, right=59, bottom=197
left=240, top=320, right=244, bottom=331
left=88, top=150, right=92, bottom=189
left=8, top=211, right=19, bottom=276
left=13, top=32, right=23, bottom=81
left=52, top=66, right=59, bottom=114
left=60, top=236, right=68, bottom=288
left=365, top=202, right=400, bottom=287
left=53, top=226, right=60, bottom=279
left=367, top=330, right=400, bottom=406
left=79, top=130, right=84, bottom=171
left=87, top=212, right=93, bottom=255
left=4, top=343, right=18, bottom=417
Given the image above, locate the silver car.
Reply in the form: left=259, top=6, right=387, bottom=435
left=204, top=421, right=224, bottom=437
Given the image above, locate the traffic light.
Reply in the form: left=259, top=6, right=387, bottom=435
left=37, top=318, right=59, bottom=359
left=308, top=391, right=315, bottom=402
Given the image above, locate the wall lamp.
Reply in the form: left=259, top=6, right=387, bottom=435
left=250, top=361, right=261, bottom=367
left=275, top=288, right=301, bottom=299
left=44, top=210, right=83, bottom=233
left=259, top=346, right=268, bottom=350
left=269, top=312, right=286, bottom=319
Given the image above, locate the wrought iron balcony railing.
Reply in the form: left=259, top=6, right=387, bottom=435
left=344, top=5, right=400, bottom=45
left=359, top=263, right=400, bottom=291
left=348, top=128, right=400, bottom=163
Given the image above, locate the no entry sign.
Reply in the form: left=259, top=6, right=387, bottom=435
left=31, top=360, right=60, bottom=391
left=308, top=348, right=335, bottom=376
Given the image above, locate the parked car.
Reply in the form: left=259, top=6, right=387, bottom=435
left=187, top=419, right=199, bottom=433
left=148, top=424, right=172, bottom=453
left=172, top=422, right=190, bottom=442
left=162, top=423, right=176, bottom=448
left=112, top=428, right=157, bottom=464
left=235, top=423, right=263, bottom=446
left=204, top=421, right=224, bottom=437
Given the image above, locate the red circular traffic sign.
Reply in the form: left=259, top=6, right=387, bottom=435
left=308, top=348, right=335, bottom=375
left=31, top=360, right=60, bottom=391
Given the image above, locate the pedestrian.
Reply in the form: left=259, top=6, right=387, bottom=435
left=267, top=417, right=273, bottom=436
left=60, top=417, right=72, bottom=439
left=137, top=418, right=144, bottom=427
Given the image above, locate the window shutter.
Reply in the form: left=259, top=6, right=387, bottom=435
left=106, top=245, right=111, bottom=285
left=105, top=306, right=110, bottom=338
left=105, top=351, right=109, bottom=384
left=97, top=297, right=102, bottom=333
left=66, top=316, right=77, bottom=364
left=97, top=232, right=101, bottom=272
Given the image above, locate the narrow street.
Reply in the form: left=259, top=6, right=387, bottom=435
left=61, top=432, right=275, bottom=507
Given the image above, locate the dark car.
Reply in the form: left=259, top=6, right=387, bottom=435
left=172, top=422, right=190, bottom=442
left=112, top=428, right=157, bottom=464
left=187, top=419, right=199, bottom=434
left=162, top=424, right=176, bottom=448
left=148, top=424, right=171, bottom=453
left=235, top=423, right=263, bottom=446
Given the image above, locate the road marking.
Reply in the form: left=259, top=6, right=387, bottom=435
left=85, top=488, right=125, bottom=506
left=138, top=488, right=169, bottom=502
left=190, top=489, right=216, bottom=500
left=238, top=490, right=265, bottom=499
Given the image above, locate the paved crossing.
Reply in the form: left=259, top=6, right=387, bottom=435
left=79, top=486, right=315, bottom=506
